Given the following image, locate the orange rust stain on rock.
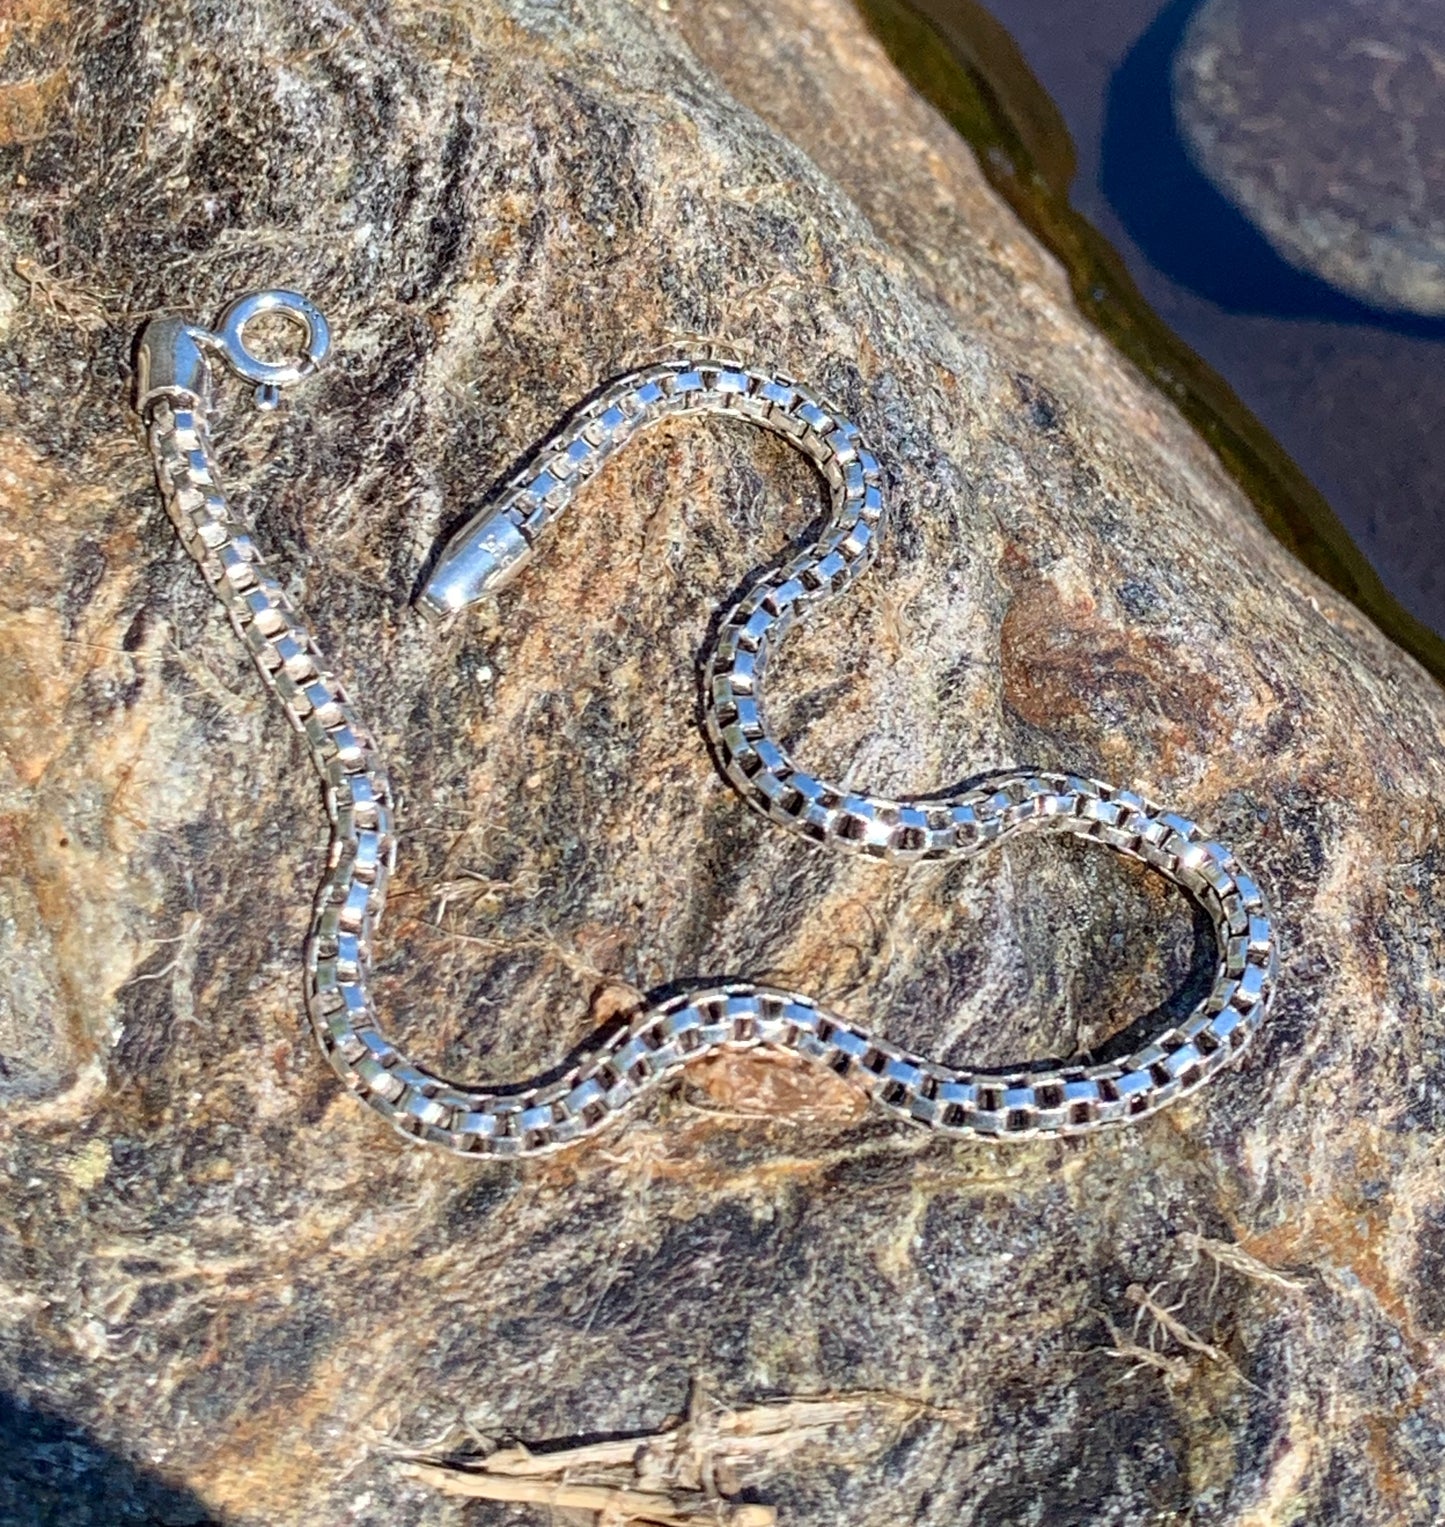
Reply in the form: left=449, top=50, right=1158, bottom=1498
left=0, top=0, right=71, bottom=143
left=194, top=1388, right=342, bottom=1519
left=764, top=884, right=898, bottom=1002
left=0, top=436, right=65, bottom=582
left=587, top=977, right=645, bottom=1028
left=1, top=612, right=79, bottom=786
left=0, top=69, right=65, bottom=144
left=1238, top=1191, right=1407, bottom=1335
left=571, top=923, right=636, bottom=980
left=688, top=1048, right=870, bottom=1125
left=1362, top=1414, right=1411, bottom=1513
left=0, top=0, right=72, bottom=35
left=999, top=577, right=1226, bottom=768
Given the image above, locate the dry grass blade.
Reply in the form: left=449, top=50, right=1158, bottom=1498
left=400, top=1389, right=968, bottom=1523
left=1125, top=1284, right=1264, bottom=1395
left=1177, top=1231, right=1310, bottom=1294
left=401, top=1461, right=774, bottom=1525
left=1097, top=1311, right=1193, bottom=1388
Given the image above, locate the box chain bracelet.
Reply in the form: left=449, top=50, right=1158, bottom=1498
left=131, top=289, right=1279, bottom=1159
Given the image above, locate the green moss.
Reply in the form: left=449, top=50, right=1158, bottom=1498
left=857, top=0, right=1445, bottom=686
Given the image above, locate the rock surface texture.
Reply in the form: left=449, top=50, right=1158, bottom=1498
left=1176, top=0, right=1445, bottom=314
left=2, top=0, right=1444, bottom=1523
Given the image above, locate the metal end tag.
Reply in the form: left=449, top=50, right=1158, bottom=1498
left=419, top=512, right=533, bottom=618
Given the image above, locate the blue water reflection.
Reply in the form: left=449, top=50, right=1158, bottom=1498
left=1101, top=0, right=1445, bottom=336
left=946, top=0, right=1445, bottom=639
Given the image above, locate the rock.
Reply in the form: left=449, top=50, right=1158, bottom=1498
left=1, top=0, right=1444, bottom=1523
left=1176, top=0, right=1445, bottom=314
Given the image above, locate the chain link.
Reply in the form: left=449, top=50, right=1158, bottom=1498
left=135, top=293, right=1278, bottom=1158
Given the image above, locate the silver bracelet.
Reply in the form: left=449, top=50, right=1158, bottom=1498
left=132, top=288, right=1278, bottom=1159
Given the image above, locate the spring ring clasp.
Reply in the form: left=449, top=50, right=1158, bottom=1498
left=134, top=288, right=331, bottom=414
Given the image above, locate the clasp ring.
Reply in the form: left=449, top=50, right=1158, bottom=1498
left=208, top=289, right=332, bottom=408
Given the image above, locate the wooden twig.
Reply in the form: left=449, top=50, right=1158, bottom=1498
left=400, top=1389, right=969, bottom=1524
left=1176, top=1231, right=1310, bottom=1294
left=401, top=1461, right=774, bottom=1525
left=1097, top=1311, right=1192, bottom=1387
left=1125, top=1283, right=1264, bottom=1394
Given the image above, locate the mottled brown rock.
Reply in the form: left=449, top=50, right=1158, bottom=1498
left=1, top=0, right=1444, bottom=1523
left=1177, top=0, right=1445, bottom=314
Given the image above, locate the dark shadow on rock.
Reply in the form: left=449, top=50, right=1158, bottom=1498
left=0, top=1390, right=220, bottom=1527
left=1100, top=0, right=1445, bottom=337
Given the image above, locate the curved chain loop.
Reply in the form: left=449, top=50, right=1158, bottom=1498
left=135, top=294, right=1279, bottom=1158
